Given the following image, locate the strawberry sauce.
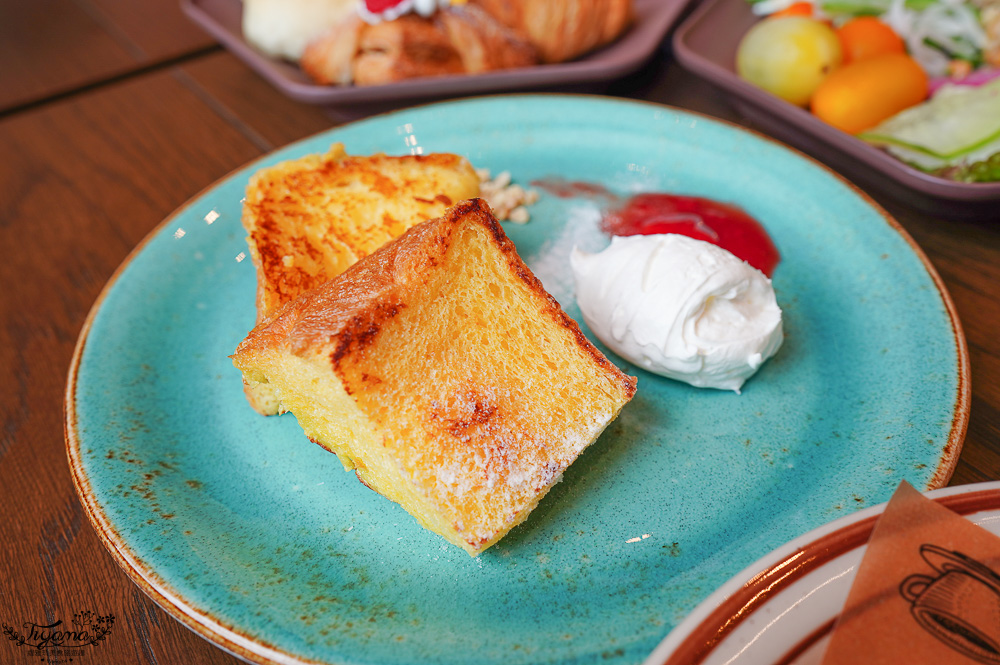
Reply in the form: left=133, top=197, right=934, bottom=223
left=602, top=194, right=780, bottom=277
left=530, top=180, right=780, bottom=277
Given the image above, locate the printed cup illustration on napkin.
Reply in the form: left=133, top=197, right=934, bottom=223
left=821, top=481, right=1000, bottom=664
left=900, top=544, right=1000, bottom=661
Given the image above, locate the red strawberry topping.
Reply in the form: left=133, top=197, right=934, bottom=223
left=364, top=0, right=407, bottom=12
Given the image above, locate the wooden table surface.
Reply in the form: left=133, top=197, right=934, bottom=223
left=2, top=1, right=998, bottom=663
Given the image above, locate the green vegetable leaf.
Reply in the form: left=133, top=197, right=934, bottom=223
left=860, top=77, right=1000, bottom=169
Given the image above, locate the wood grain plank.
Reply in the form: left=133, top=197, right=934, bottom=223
left=0, top=67, right=261, bottom=665
left=0, top=0, right=139, bottom=111
left=179, top=51, right=336, bottom=151
left=0, top=0, right=218, bottom=113
left=951, top=396, right=1000, bottom=485
left=84, top=0, right=217, bottom=61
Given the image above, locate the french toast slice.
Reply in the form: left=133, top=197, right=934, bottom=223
left=240, top=143, right=481, bottom=414
left=231, top=199, right=637, bottom=555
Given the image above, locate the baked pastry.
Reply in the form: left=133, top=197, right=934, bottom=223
left=300, top=5, right=537, bottom=86
left=471, top=0, right=634, bottom=63
left=240, top=143, right=480, bottom=414
left=231, top=199, right=637, bottom=555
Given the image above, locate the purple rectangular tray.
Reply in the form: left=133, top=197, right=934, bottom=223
left=672, top=0, right=1000, bottom=220
left=182, top=0, right=692, bottom=106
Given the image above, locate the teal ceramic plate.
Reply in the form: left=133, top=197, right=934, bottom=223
left=66, top=95, right=969, bottom=665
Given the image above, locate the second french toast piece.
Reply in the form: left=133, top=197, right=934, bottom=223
left=231, top=199, right=637, bottom=555
left=241, top=143, right=480, bottom=414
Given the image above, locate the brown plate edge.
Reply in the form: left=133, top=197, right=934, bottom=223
left=655, top=486, right=1000, bottom=665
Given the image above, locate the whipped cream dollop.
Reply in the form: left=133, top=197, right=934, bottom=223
left=358, top=0, right=456, bottom=24
left=570, top=234, right=783, bottom=392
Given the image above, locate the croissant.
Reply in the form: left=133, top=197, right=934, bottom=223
left=300, top=5, right=537, bottom=86
left=470, top=0, right=633, bottom=63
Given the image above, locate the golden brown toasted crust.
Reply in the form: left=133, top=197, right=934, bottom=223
left=233, top=199, right=637, bottom=554
left=300, top=5, right=536, bottom=86
left=242, top=199, right=636, bottom=396
left=242, top=144, right=480, bottom=323
left=239, top=144, right=480, bottom=415
left=470, top=0, right=633, bottom=63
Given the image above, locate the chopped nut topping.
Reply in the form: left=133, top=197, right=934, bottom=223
left=477, top=168, right=539, bottom=224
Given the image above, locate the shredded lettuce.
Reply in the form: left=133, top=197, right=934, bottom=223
left=881, top=0, right=986, bottom=75
left=817, top=0, right=937, bottom=15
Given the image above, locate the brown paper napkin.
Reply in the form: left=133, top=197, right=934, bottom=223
left=821, top=481, right=1000, bottom=664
